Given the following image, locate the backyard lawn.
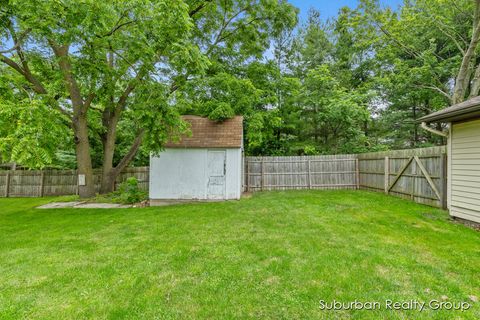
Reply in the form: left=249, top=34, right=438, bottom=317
left=0, top=190, right=479, bottom=319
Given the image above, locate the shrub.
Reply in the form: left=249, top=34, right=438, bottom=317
left=303, top=145, right=318, bottom=155
left=112, top=177, right=147, bottom=204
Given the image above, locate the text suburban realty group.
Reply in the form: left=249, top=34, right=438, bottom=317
left=319, top=299, right=471, bottom=311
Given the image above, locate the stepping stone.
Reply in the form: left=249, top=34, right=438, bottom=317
left=73, top=203, right=131, bottom=209
left=37, top=202, right=131, bottom=209
left=37, top=201, right=85, bottom=209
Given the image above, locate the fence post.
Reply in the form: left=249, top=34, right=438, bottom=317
left=307, top=160, right=311, bottom=189
left=5, top=172, right=10, bottom=197
left=355, top=158, right=360, bottom=190
left=384, top=156, right=389, bottom=194
left=440, top=153, right=448, bottom=210
left=245, top=159, right=250, bottom=192
left=411, top=161, right=415, bottom=200
left=260, top=159, right=265, bottom=191
left=40, top=171, right=45, bottom=197
left=76, top=169, right=79, bottom=196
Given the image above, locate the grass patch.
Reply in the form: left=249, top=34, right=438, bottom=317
left=0, top=190, right=479, bottom=319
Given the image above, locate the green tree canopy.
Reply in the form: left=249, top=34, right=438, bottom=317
left=0, top=0, right=298, bottom=196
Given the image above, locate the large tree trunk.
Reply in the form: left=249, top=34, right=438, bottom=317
left=469, top=63, right=480, bottom=99
left=99, top=113, right=118, bottom=194
left=452, top=0, right=480, bottom=104
left=100, top=169, right=117, bottom=194
left=99, top=152, right=116, bottom=194
left=73, top=115, right=96, bottom=198
left=51, top=42, right=97, bottom=198
left=99, top=129, right=145, bottom=194
left=99, top=85, right=131, bottom=194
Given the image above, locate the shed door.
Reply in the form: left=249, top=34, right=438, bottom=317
left=207, top=150, right=226, bottom=199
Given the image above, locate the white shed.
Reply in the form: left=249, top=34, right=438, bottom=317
left=149, top=115, right=243, bottom=203
left=419, top=97, right=480, bottom=224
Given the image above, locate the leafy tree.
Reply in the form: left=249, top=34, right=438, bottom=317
left=177, top=0, right=299, bottom=156
left=0, top=68, right=71, bottom=167
left=289, top=9, right=332, bottom=77
left=348, top=0, right=476, bottom=146
left=0, top=0, right=297, bottom=197
left=285, top=9, right=379, bottom=154
left=300, top=65, right=370, bottom=153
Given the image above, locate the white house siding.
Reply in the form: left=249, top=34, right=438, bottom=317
left=449, top=118, right=480, bottom=223
left=149, top=148, right=242, bottom=200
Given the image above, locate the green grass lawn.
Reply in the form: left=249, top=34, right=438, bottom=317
left=0, top=190, right=479, bottom=319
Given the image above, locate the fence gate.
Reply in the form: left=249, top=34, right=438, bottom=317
left=358, top=146, right=448, bottom=209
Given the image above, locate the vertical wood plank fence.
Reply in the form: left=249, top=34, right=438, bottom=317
left=0, top=147, right=448, bottom=209
left=0, top=167, right=149, bottom=198
left=244, top=154, right=359, bottom=191
left=357, top=146, right=448, bottom=208
left=244, top=147, right=448, bottom=208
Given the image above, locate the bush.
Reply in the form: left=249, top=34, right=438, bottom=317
left=111, top=177, right=147, bottom=204
left=303, top=145, right=319, bottom=155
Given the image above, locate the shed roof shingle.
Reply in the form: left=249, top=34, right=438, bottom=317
left=165, top=115, right=243, bottom=148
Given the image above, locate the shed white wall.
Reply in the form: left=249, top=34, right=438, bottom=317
left=149, top=148, right=242, bottom=200
left=448, top=118, right=480, bottom=223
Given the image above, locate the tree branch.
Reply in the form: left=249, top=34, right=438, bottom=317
left=97, top=20, right=136, bottom=38
left=452, top=0, right=480, bottom=103
left=113, top=129, right=145, bottom=174
left=1, top=23, right=48, bottom=95
left=115, top=75, right=141, bottom=115
left=0, top=27, right=31, bottom=53
left=84, top=93, right=96, bottom=110
left=420, top=3, right=468, bottom=54
left=373, top=20, right=422, bottom=60
left=469, top=62, right=480, bottom=99
left=0, top=54, right=25, bottom=76
left=217, top=16, right=266, bottom=44
left=435, top=23, right=466, bottom=55
left=49, top=40, right=85, bottom=114
left=189, top=0, right=213, bottom=17
left=7, top=23, right=42, bottom=89
left=207, top=6, right=253, bottom=53
left=415, top=84, right=452, bottom=102
left=0, top=53, right=48, bottom=95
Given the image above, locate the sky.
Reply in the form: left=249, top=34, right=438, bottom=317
left=289, top=0, right=404, bottom=22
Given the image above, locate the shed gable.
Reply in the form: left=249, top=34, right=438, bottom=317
left=165, top=115, right=243, bottom=148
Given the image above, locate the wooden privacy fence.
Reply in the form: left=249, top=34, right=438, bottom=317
left=245, top=147, right=448, bottom=208
left=358, top=146, right=448, bottom=208
left=0, top=147, right=448, bottom=208
left=0, top=167, right=149, bottom=198
left=244, top=154, right=359, bottom=191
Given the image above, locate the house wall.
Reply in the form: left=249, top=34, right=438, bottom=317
left=449, top=118, right=480, bottom=223
left=149, top=148, right=241, bottom=200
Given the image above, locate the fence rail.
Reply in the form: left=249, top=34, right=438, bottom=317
left=0, top=167, right=149, bottom=198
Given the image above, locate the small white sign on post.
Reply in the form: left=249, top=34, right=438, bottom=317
left=78, top=174, right=86, bottom=186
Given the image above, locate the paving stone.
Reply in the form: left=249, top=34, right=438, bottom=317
left=37, top=202, right=131, bottom=209
left=73, top=203, right=131, bottom=209
left=37, top=202, right=85, bottom=209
